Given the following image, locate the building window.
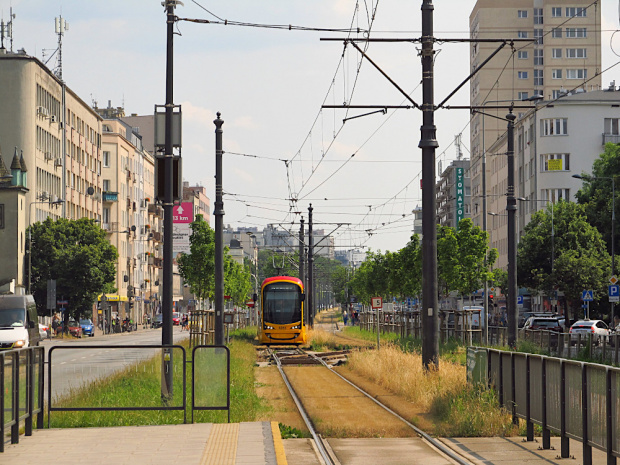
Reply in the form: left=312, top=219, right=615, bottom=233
left=103, top=179, right=111, bottom=191
left=534, top=69, right=544, bottom=86
left=518, top=50, right=529, bottom=59
left=552, top=89, right=564, bottom=99
left=534, top=49, right=543, bottom=66
left=518, top=92, right=529, bottom=100
left=566, top=28, right=587, bottom=38
left=552, top=69, right=562, bottom=79
left=540, top=153, right=570, bottom=171
left=566, top=48, right=587, bottom=59
left=103, top=151, right=110, bottom=168
left=542, top=188, right=570, bottom=203
left=518, top=31, right=529, bottom=39
left=534, top=28, right=543, bottom=44
left=552, top=7, right=562, bottom=17
left=552, top=48, right=562, bottom=58
left=534, top=8, right=543, bottom=24
left=541, top=118, right=568, bottom=136
left=552, top=28, right=562, bottom=38
left=566, top=69, right=587, bottom=79
left=518, top=71, right=529, bottom=79
left=566, top=7, right=586, bottom=18
left=604, top=118, right=620, bottom=135
left=518, top=10, right=528, bottom=18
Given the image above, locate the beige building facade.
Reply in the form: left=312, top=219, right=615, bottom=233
left=0, top=49, right=102, bottom=293
left=469, top=0, right=602, bottom=229
left=98, top=113, right=161, bottom=322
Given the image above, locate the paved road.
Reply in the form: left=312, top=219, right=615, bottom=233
left=42, top=326, right=189, bottom=400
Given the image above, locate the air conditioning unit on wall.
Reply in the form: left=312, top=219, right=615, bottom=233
left=54, top=158, right=62, bottom=167
left=50, top=115, right=58, bottom=123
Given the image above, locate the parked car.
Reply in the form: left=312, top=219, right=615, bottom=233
left=66, top=319, right=82, bottom=338
left=80, top=318, right=95, bottom=337
left=519, top=311, right=557, bottom=328
left=38, top=323, right=49, bottom=339
left=522, top=316, right=564, bottom=332
left=152, top=314, right=163, bottom=329
left=172, top=312, right=181, bottom=326
left=569, top=319, right=610, bottom=345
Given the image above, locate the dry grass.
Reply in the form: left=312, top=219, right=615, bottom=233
left=345, top=344, right=463, bottom=410
left=343, top=343, right=516, bottom=437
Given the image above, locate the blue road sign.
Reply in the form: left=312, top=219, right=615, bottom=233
left=582, top=290, right=594, bottom=301
left=517, top=296, right=524, bottom=305
left=609, top=285, right=620, bottom=302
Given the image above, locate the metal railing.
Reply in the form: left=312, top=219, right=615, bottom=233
left=191, top=345, right=230, bottom=423
left=468, top=347, right=620, bottom=465
left=0, top=346, right=45, bottom=452
left=47, top=344, right=187, bottom=426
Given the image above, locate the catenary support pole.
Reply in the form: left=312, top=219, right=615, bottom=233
left=299, top=217, right=306, bottom=323
left=506, top=110, right=518, bottom=348
left=420, top=0, right=440, bottom=369
left=161, top=0, right=176, bottom=399
left=214, top=113, right=225, bottom=346
left=308, top=204, right=314, bottom=328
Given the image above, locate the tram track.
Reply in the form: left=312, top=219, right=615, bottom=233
left=267, top=347, right=472, bottom=465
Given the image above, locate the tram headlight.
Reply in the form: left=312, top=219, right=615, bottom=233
left=291, top=325, right=301, bottom=329
left=264, top=325, right=274, bottom=330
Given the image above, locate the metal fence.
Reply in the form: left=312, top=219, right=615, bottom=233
left=47, top=344, right=188, bottom=425
left=0, top=346, right=45, bottom=452
left=191, top=345, right=230, bottom=423
left=357, top=306, right=485, bottom=344
left=468, top=347, right=620, bottom=465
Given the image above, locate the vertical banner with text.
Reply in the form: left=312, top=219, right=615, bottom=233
left=173, top=202, right=194, bottom=255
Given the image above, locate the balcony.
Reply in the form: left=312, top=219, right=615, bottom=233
left=102, top=191, right=118, bottom=202
left=148, top=204, right=163, bottom=218
left=602, top=133, right=620, bottom=145
left=102, top=222, right=120, bottom=232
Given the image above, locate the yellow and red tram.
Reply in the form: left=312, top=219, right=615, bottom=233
left=259, top=276, right=307, bottom=345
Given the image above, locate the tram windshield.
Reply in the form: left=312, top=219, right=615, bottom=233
left=263, top=282, right=302, bottom=325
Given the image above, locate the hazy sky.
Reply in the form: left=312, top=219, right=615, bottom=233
left=2, top=0, right=619, bottom=253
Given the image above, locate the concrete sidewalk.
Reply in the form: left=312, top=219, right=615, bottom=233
left=1, top=422, right=286, bottom=465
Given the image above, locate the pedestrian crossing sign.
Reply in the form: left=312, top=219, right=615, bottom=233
left=581, top=290, right=594, bottom=301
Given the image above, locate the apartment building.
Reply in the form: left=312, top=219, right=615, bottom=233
left=469, top=0, right=602, bottom=229
left=97, top=111, right=160, bottom=321
left=485, top=87, right=620, bottom=270
left=0, top=48, right=103, bottom=293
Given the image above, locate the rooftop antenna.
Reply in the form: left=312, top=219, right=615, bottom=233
left=0, top=7, right=16, bottom=52
left=54, top=15, right=68, bottom=81
left=455, top=134, right=463, bottom=161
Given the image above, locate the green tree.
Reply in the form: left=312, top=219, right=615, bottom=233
left=224, top=254, right=253, bottom=306
left=574, top=143, right=620, bottom=271
left=437, top=219, right=497, bottom=300
left=517, top=201, right=610, bottom=320
left=177, top=215, right=215, bottom=302
left=390, top=235, right=422, bottom=299
left=29, top=217, right=118, bottom=323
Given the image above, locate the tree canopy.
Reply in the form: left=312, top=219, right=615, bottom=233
left=178, top=215, right=253, bottom=307
left=517, top=201, right=610, bottom=320
left=29, top=217, right=118, bottom=320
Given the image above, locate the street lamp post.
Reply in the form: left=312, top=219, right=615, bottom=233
left=477, top=95, right=542, bottom=345
left=573, top=173, right=615, bottom=325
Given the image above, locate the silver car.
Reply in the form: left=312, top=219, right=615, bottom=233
left=569, top=319, right=610, bottom=345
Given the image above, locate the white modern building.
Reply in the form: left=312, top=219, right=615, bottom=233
left=486, top=87, right=620, bottom=269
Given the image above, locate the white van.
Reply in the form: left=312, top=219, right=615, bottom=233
left=0, top=295, right=41, bottom=349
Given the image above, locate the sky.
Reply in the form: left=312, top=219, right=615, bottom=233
left=2, top=0, right=619, bottom=254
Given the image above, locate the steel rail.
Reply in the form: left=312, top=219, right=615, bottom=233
left=308, top=352, right=473, bottom=465
left=268, top=348, right=336, bottom=465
